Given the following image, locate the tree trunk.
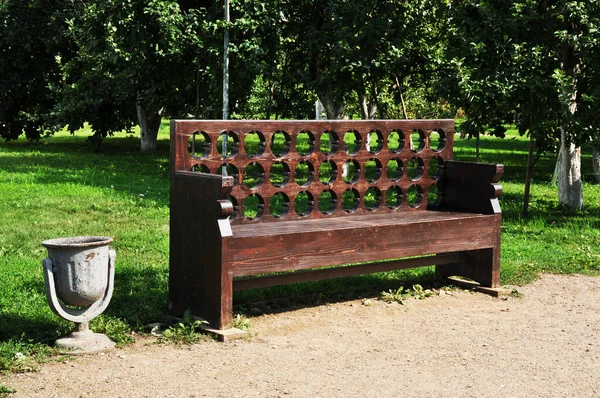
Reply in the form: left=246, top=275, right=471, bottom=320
left=359, top=93, right=377, bottom=120
left=523, top=131, right=536, bottom=218
left=393, top=74, right=408, bottom=119
left=194, top=51, right=201, bottom=118
left=557, top=127, right=582, bottom=209
left=136, top=101, right=163, bottom=153
left=593, top=146, right=600, bottom=183
left=319, top=93, right=344, bottom=120
left=557, top=44, right=582, bottom=209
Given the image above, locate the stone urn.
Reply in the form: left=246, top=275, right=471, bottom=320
left=42, top=236, right=116, bottom=354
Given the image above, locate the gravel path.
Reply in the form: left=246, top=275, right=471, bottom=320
left=3, top=273, right=600, bottom=397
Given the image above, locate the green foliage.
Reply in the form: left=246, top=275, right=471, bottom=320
left=0, top=383, right=16, bottom=397
left=91, top=316, right=135, bottom=347
left=0, top=0, right=73, bottom=141
left=380, top=287, right=408, bottom=304
left=159, top=310, right=209, bottom=345
left=263, top=0, right=450, bottom=119
left=58, top=0, right=211, bottom=140
left=0, top=338, right=53, bottom=373
left=380, top=284, right=433, bottom=304
left=232, top=313, right=251, bottom=331
left=447, top=0, right=600, bottom=146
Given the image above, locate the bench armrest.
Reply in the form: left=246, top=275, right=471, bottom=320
left=171, top=171, right=234, bottom=236
left=437, top=160, right=503, bottom=215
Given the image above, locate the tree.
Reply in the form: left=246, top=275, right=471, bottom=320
left=275, top=0, right=450, bottom=120
left=447, top=0, right=600, bottom=210
left=57, top=0, right=216, bottom=152
left=0, top=0, right=74, bottom=141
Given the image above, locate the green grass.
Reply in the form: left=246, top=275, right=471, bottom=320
left=0, top=382, right=16, bottom=397
left=1, top=121, right=599, bottom=374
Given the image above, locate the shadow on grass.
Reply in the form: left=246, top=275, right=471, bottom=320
left=0, top=314, right=65, bottom=345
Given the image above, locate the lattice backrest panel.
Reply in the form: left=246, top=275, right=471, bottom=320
left=172, top=120, right=454, bottom=224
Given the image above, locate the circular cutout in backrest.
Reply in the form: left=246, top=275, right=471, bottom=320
left=191, top=164, right=210, bottom=173
left=245, top=131, right=266, bottom=158
left=243, top=194, right=264, bottom=220
left=342, top=160, right=360, bottom=184
left=217, top=131, right=239, bottom=158
left=427, top=184, right=439, bottom=207
left=188, top=132, right=211, bottom=159
left=318, top=189, right=338, bottom=215
left=318, top=160, right=338, bottom=184
left=294, top=191, right=314, bottom=216
left=243, top=162, right=265, bottom=189
left=319, top=131, right=339, bottom=155
left=367, top=130, right=384, bottom=154
left=429, top=129, right=446, bottom=152
left=365, top=158, right=382, bottom=183
left=410, top=129, right=425, bottom=152
left=269, top=162, right=290, bottom=187
left=428, top=156, right=444, bottom=179
left=364, top=187, right=382, bottom=211
left=407, top=157, right=424, bottom=181
left=296, top=131, right=315, bottom=156
left=271, top=131, right=291, bottom=157
left=386, top=186, right=402, bottom=209
left=294, top=160, right=315, bottom=186
left=386, top=158, right=403, bottom=181
left=388, top=130, right=405, bottom=153
left=270, top=192, right=290, bottom=218
left=217, top=163, right=239, bottom=185
left=406, top=184, right=423, bottom=208
left=343, top=130, right=362, bottom=155
left=342, top=188, right=360, bottom=213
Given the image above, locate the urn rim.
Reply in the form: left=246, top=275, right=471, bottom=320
left=42, top=236, right=113, bottom=249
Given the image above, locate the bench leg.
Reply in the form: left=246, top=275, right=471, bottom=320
left=196, top=269, right=233, bottom=330
left=169, top=261, right=233, bottom=330
left=436, top=248, right=500, bottom=288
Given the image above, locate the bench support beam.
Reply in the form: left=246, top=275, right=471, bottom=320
left=233, top=253, right=464, bottom=292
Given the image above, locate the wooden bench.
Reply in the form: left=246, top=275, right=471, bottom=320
left=169, top=119, right=503, bottom=331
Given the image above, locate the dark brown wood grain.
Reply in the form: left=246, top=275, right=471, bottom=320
left=173, top=119, right=455, bottom=224
left=169, top=119, right=504, bottom=330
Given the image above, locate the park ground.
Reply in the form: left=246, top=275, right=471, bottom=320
left=2, top=273, right=600, bottom=398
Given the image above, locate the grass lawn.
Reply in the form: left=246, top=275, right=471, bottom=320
left=1, top=121, right=599, bottom=372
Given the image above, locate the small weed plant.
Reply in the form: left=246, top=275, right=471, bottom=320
left=0, top=383, right=16, bottom=397
left=159, top=310, right=209, bottom=345
left=91, top=316, right=135, bottom=347
left=380, top=284, right=433, bottom=304
left=0, top=338, right=53, bottom=373
left=232, top=313, right=250, bottom=331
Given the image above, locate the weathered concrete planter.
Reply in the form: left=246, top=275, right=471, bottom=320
left=42, top=236, right=116, bottom=355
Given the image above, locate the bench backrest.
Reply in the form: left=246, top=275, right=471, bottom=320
left=171, top=120, right=454, bottom=225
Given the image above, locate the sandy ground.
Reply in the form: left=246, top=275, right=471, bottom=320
left=2, top=273, right=600, bottom=398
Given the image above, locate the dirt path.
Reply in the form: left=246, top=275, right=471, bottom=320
left=3, top=274, right=600, bottom=398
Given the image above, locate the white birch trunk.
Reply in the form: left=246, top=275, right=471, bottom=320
left=360, top=95, right=377, bottom=120
left=557, top=46, right=583, bottom=209
left=557, top=127, right=582, bottom=209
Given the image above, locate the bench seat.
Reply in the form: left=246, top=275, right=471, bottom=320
left=229, top=211, right=498, bottom=276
